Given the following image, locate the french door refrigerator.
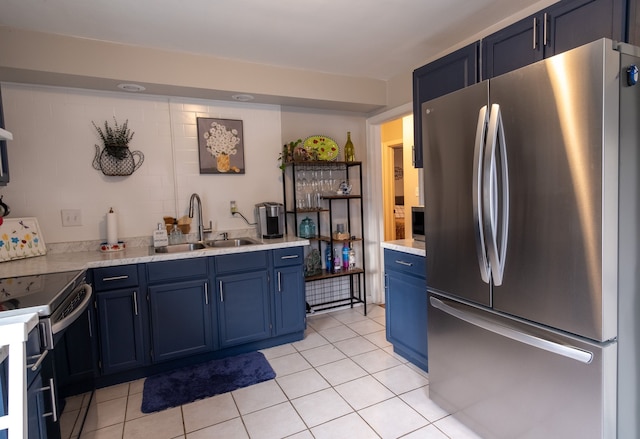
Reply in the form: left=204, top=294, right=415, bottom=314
left=423, top=38, right=640, bottom=439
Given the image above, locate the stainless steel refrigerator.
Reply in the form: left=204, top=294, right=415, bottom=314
left=423, top=38, right=640, bottom=439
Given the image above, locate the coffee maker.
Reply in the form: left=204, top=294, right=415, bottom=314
left=255, top=202, right=284, bottom=239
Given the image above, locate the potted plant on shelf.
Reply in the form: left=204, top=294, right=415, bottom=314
left=92, top=118, right=144, bottom=176
left=278, top=138, right=302, bottom=170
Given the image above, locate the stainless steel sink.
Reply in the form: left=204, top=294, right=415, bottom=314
left=205, top=237, right=261, bottom=248
left=154, top=242, right=207, bottom=253
left=153, top=237, right=261, bottom=254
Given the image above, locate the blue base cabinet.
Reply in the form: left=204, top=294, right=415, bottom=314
left=95, top=265, right=148, bottom=375
left=147, top=258, right=214, bottom=362
left=384, top=249, right=428, bottom=371
left=54, top=305, right=98, bottom=398
left=215, top=251, right=271, bottom=349
left=272, top=247, right=305, bottom=336
left=27, top=374, right=47, bottom=439
left=89, top=246, right=306, bottom=389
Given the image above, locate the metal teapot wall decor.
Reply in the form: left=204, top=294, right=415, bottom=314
left=92, top=118, right=144, bottom=176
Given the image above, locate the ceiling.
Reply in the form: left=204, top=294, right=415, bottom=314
left=1, top=0, right=551, bottom=81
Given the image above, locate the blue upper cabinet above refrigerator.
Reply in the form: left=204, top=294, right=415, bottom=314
left=482, top=0, right=626, bottom=79
left=414, top=0, right=629, bottom=169
left=412, top=42, right=479, bottom=168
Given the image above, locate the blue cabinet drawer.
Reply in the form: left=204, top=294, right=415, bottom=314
left=147, top=257, right=208, bottom=283
left=384, top=249, right=426, bottom=278
left=215, top=251, right=268, bottom=274
left=93, top=265, right=139, bottom=291
left=273, top=247, right=304, bottom=267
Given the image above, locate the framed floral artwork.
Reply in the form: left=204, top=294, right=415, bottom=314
left=196, top=118, right=245, bottom=174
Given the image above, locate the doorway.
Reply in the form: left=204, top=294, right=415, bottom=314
left=381, top=115, right=419, bottom=242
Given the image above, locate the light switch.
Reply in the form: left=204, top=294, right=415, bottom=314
left=61, top=209, right=82, bottom=227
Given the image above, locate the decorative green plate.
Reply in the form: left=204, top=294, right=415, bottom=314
left=303, top=135, right=339, bottom=161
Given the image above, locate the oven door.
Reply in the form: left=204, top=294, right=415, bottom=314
left=39, top=281, right=95, bottom=437
left=40, top=283, right=93, bottom=351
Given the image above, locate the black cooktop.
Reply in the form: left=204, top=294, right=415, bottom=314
left=0, top=270, right=85, bottom=316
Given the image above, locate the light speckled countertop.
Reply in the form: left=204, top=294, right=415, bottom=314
left=0, top=236, right=309, bottom=278
left=381, top=239, right=426, bottom=257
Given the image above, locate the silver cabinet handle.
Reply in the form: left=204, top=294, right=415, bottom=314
left=543, top=12, right=548, bottom=47
left=384, top=273, right=389, bottom=290
left=277, top=272, right=282, bottom=292
left=41, top=378, right=59, bottom=422
left=219, top=281, right=224, bottom=302
left=532, top=17, right=537, bottom=49
left=394, top=260, right=413, bottom=267
left=204, top=282, right=209, bottom=305
left=87, top=308, right=92, bottom=338
left=27, top=349, right=49, bottom=372
left=132, top=291, right=139, bottom=316
left=430, top=297, right=593, bottom=364
left=102, top=275, right=129, bottom=282
left=280, top=255, right=299, bottom=260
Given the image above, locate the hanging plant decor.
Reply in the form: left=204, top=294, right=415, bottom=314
left=92, top=118, right=144, bottom=176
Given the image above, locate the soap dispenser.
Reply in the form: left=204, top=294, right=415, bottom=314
left=169, top=222, right=183, bottom=245
left=153, top=223, right=169, bottom=247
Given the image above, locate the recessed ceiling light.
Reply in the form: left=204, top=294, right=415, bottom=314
left=118, top=83, right=146, bottom=92
left=231, top=94, right=254, bottom=102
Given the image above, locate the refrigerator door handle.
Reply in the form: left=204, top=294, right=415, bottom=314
left=472, top=105, right=491, bottom=284
left=430, top=296, right=594, bottom=364
left=483, top=103, right=510, bottom=286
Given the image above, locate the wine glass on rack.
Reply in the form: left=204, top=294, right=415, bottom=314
left=310, top=166, right=322, bottom=209
left=296, top=168, right=308, bottom=210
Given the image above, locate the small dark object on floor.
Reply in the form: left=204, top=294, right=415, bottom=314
left=141, top=351, right=276, bottom=413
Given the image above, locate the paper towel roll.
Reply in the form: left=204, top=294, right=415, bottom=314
left=107, top=208, right=118, bottom=245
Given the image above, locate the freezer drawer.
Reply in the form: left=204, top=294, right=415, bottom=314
left=428, top=294, right=616, bottom=439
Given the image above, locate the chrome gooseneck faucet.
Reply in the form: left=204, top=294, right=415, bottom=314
left=188, top=193, right=212, bottom=242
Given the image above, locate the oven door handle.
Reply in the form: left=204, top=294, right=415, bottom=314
left=50, top=284, right=93, bottom=335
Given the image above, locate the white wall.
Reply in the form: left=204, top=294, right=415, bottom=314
left=0, top=83, right=283, bottom=243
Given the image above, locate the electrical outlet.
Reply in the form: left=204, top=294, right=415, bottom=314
left=230, top=200, right=237, bottom=215
left=61, top=209, right=82, bottom=227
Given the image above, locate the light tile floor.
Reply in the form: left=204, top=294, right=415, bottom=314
left=61, top=304, right=483, bottom=439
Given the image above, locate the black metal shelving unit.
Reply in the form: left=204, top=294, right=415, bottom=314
left=282, top=161, right=367, bottom=315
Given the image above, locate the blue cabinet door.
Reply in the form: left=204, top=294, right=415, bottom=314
left=97, top=288, right=147, bottom=374
left=0, top=360, right=7, bottom=439
left=217, top=270, right=271, bottom=348
left=546, top=0, right=625, bottom=55
left=27, top=373, right=47, bottom=439
left=385, top=272, right=428, bottom=371
left=273, top=265, right=305, bottom=336
left=53, top=306, right=98, bottom=398
left=413, top=42, right=479, bottom=168
left=483, top=0, right=625, bottom=78
left=482, top=13, right=543, bottom=79
left=384, top=249, right=428, bottom=371
left=148, top=279, right=214, bottom=362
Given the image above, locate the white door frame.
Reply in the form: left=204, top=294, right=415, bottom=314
left=364, top=102, right=413, bottom=304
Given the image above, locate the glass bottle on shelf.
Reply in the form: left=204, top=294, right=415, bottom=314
left=344, top=132, right=355, bottom=162
left=325, top=246, right=333, bottom=272
left=342, top=242, right=350, bottom=270
left=348, top=245, right=356, bottom=269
